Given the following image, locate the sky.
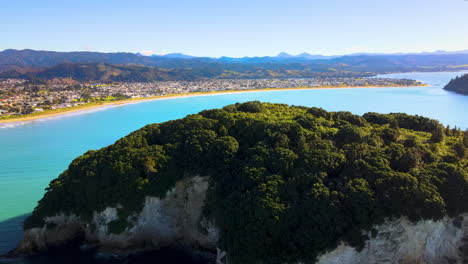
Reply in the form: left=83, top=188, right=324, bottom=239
left=1, top=0, right=468, bottom=57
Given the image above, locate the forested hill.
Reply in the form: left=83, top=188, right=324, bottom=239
left=25, top=102, right=467, bottom=263
left=0, top=49, right=176, bottom=67
left=0, top=63, right=223, bottom=82
left=0, top=62, right=370, bottom=82
left=444, top=74, right=468, bottom=95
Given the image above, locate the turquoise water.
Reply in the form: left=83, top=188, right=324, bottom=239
left=0, top=71, right=467, bottom=257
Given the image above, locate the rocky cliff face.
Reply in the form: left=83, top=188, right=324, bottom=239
left=11, top=176, right=219, bottom=256
left=316, top=214, right=468, bottom=264
left=10, top=176, right=468, bottom=264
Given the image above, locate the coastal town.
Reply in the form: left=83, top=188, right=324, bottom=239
left=0, top=77, right=423, bottom=117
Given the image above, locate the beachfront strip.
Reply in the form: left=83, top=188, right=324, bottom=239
left=0, top=77, right=422, bottom=117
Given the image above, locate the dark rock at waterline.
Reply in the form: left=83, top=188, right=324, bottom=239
left=1, top=246, right=215, bottom=264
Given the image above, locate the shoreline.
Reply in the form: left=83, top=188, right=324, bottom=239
left=0, top=84, right=427, bottom=125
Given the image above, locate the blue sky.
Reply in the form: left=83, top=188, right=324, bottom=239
left=2, top=0, right=468, bottom=57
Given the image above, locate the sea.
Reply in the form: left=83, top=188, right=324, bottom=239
left=0, top=71, right=467, bottom=263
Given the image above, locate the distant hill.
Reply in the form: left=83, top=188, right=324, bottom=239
left=0, top=49, right=158, bottom=67
left=217, top=52, right=339, bottom=64
left=213, top=50, right=468, bottom=63
left=444, top=74, right=468, bottom=95
left=156, top=53, right=198, bottom=59
left=275, top=52, right=339, bottom=60
left=2, top=49, right=468, bottom=78
left=0, top=62, right=372, bottom=82
left=0, top=49, right=236, bottom=71
left=0, top=63, right=223, bottom=82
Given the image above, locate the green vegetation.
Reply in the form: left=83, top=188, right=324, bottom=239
left=2, top=49, right=468, bottom=78
left=25, top=102, right=467, bottom=263
left=2, top=63, right=223, bottom=82
left=0, top=62, right=374, bottom=82
left=444, top=74, right=468, bottom=95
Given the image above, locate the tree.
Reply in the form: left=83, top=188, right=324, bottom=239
left=335, top=124, right=365, bottom=146
left=430, top=125, right=445, bottom=143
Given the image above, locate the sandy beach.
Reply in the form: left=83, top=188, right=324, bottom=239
left=0, top=84, right=427, bottom=125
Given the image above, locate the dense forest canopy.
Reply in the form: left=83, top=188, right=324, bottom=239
left=444, top=74, right=468, bottom=95
left=26, top=102, right=467, bottom=263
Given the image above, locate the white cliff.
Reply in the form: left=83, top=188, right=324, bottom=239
left=316, top=214, right=468, bottom=264
left=11, top=176, right=468, bottom=264
left=13, top=176, right=219, bottom=255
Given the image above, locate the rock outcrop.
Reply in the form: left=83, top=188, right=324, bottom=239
left=8, top=174, right=468, bottom=264
left=316, top=214, right=468, bottom=264
left=10, top=176, right=219, bottom=256
left=8, top=179, right=468, bottom=263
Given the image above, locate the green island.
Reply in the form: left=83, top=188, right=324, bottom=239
left=444, top=73, right=468, bottom=95
left=25, top=102, right=467, bottom=263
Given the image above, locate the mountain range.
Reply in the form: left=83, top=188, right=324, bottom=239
left=1, top=49, right=468, bottom=81
left=152, top=50, right=468, bottom=61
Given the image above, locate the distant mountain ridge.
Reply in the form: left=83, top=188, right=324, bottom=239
left=147, top=49, right=468, bottom=61
left=157, top=53, right=198, bottom=59
left=3, top=48, right=468, bottom=67
left=2, top=49, right=468, bottom=80
left=0, top=49, right=156, bottom=67
left=0, top=63, right=223, bottom=82
left=0, top=62, right=374, bottom=82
